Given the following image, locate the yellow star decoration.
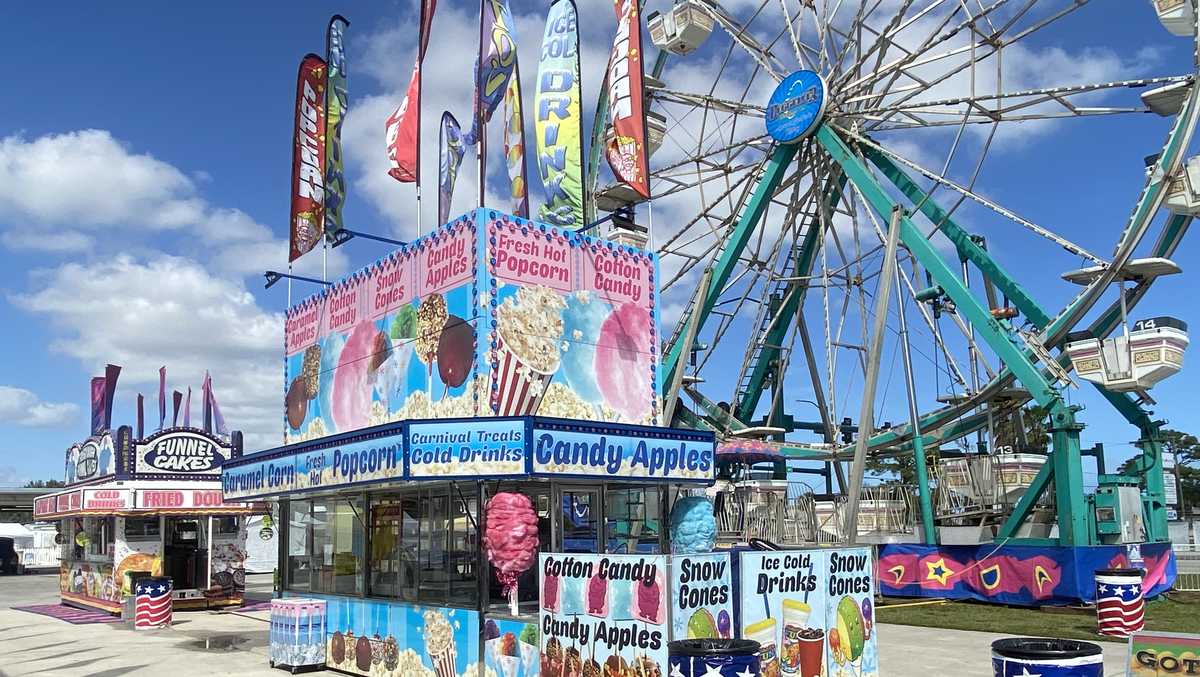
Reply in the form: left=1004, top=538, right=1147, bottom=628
left=925, top=557, right=955, bottom=585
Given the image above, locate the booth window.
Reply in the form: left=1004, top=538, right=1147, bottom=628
left=606, top=486, right=664, bottom=554
left=365, top=485, right=478, bottom=608
left=124, top=516, right=160, bottom=539
left=286, top=497, right=365, bottom=596
left=214, top=516, right=240, bottom=536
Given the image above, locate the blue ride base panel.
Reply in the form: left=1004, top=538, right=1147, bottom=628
left=876, top=543, right=1176, bottom=606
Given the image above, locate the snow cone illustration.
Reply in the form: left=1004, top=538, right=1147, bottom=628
left=560, top=293, right=606, bottom=401
left=317, top=331, right=345, bottom=428
left=496, top=632, right=520, bottom=677
left=595, top=303, right=654, bottom=422
left=519, top=624, right=539, bottom=674
left=331, top=321, right=376, bottom=432
left=830, top=596, right=866, bottom=676
left=491, top=285, right=566, bottom=415
left=423, top=610, right=457, bottom=677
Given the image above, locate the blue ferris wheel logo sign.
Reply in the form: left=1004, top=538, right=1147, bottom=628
left=765, top=70, right=828, bottom=144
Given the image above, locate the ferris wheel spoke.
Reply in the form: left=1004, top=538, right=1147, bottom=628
left=840, top=128, right=1108, bottom=265
left=697, top=0, right=787, bottom=82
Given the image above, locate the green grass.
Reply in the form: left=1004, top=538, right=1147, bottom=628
left=876, top=593, right=1200, bottom=642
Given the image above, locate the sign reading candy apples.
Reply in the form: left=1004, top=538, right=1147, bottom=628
left=539, top=553, right=669, bottom=677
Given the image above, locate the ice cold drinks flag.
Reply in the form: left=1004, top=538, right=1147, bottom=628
left=536, top=0, right=584, bottom=228
left=290, top=54, right=327, bottom=262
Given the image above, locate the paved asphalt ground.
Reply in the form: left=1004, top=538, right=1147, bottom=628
left=0, top=571, right=1135, bottom=676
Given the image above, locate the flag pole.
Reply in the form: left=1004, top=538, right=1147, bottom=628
left=417, top=3, right=427, bottom=235
left=477, top=0, right=486, bottom=209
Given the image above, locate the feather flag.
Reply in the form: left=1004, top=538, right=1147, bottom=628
left=172, top=391, right=183, bottom=427
left=466, top=0, right=519, bottom=144
left=503, top=61, right=529, bottom=218
left=324, top=15, right=351, bottom=240
left=102, top=364, right=120, bottom=430
left=385, top=0, right=438, bottom=183
left=183, top=387, right=192, bottom=428
left=158, top=366, right=166, bottom=430
left=289, top=54, right=328, bottom=262
left=136, top=393, right=144, bottom=439
left=438, top=112, right=466, bottom=226
left=604, top=0, right=651, bottom=199
left=90, top=376, right=106, bottom=435
left=535, top=0, right=585, bottom=227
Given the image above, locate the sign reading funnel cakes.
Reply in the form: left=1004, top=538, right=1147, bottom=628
left=492, top=285, right=566, bottom=415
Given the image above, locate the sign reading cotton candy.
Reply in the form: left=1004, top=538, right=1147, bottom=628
left=595, top=303, right=654, bottom=421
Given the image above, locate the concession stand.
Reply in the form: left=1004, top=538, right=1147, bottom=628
left=224, top=210, right=876, bottom=677
left=35, top=425, right=257, bottom=614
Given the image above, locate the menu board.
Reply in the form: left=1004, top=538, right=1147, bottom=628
left=739, top=548, right=878, bottom=677
left=670, top=553, right=734, bottom=640
left=540, top=553, right=669, bottom=677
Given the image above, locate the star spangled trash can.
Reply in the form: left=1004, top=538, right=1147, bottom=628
left=133, top=577, right=172, bottom=630
left=1094, top=568, right=1145, bottom=638
left=269, top=598, right=326, bottom=673
left=669, top=639, right=761, bottom=677
left=991, top=638, right=1103, bottom=677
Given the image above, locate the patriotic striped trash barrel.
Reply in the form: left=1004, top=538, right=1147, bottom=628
left=991, top=638, right=1103, bottom=677
left=1094, top=568, right=1145, bottom=637
left=669, top=639, right=761, bottom=677
left=133, top=576, right=172, bottom=630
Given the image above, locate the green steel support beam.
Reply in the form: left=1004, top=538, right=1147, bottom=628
left=734, top=175, right=846, bottom=423
left=864, top=148, right=1052, bottom=328
left=996, top=454, right=1054, bottom=541
left=817, top=125, right=1061, bottom=410
left=661, top=142, right=800, bottom=398
left=817, top=124, right=1092, bottom=545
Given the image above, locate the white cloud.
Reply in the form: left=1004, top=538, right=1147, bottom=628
left=13, top=255, right=286, bottom=451
left=0, top=129, right=199, bottom=228
left=1, top=230, right=94, bottom=253
left=0, top=386, right=79, bottom=427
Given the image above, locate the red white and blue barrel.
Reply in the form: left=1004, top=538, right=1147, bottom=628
left=1094, top=568, right=1145, bottom=638
left=133, top=576, right=172, bottom=630
left=991, top=638, right=1103, bottom=677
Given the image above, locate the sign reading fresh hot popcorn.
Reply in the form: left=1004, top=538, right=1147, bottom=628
left=408, top=419, right=526, bottom=478
left=222, top=427, right=403, bottom=500
left=282, top=209, right=660, bottom=445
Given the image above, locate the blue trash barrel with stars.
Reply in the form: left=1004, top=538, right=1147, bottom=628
left=991, top=638, right=1103, bottom=677
left=669, top=639, right=761, bottom=677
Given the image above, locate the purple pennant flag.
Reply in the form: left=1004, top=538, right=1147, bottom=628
left=201, top=372, right=212, bottom=433
left=102, top=364, right=120, bottom=430
left=158, top=366, right=166, bottom=430
left=90, top=376, right=106, bottom=435
left=206, top=374, right=228, bottom=436
left=136, top=394, right=144, bottom=439
left=172, top=391, right=182, bottom=427
left=183, top=387, right=192, bottom=428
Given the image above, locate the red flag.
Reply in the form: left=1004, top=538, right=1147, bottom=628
left=604, top=0, right=651, bottom=199
left=385, top=0, right=437, bottom=183
left=289, top=54, right=328, bottom=262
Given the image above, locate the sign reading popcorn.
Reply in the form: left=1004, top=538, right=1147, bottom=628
left=408, top=419, right=526, bottom=478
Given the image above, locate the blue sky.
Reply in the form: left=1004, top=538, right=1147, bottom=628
left=0, top=1, right=1196, bottom=488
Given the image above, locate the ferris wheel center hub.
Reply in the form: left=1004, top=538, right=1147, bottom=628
left=765, top=70, right=828, bottom=144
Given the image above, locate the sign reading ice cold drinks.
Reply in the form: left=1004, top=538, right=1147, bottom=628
left=408, top=419, right=525, bottom=477
left=540, top=553, right=669, bottom=677
left=739, top=548, right=878, bottom=677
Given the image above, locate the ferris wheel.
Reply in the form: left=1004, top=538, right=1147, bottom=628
left=590, top=0, right=1200, bottom=545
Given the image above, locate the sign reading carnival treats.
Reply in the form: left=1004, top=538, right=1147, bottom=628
left=408, top=419, right=525, bottom=478
left=133, top=429, right=234, bottom=477
left=282, top=210, right=660, bottom=446
left=539, top=553, right=670, bottom=677
left=223, top=428, right=404, bottom=501
left=529, top=420, right=711, bottom=481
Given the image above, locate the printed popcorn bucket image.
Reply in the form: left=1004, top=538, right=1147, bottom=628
left=424, top=610, right=458, bottom=677
left=491, top=285, right=566, bottom=416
